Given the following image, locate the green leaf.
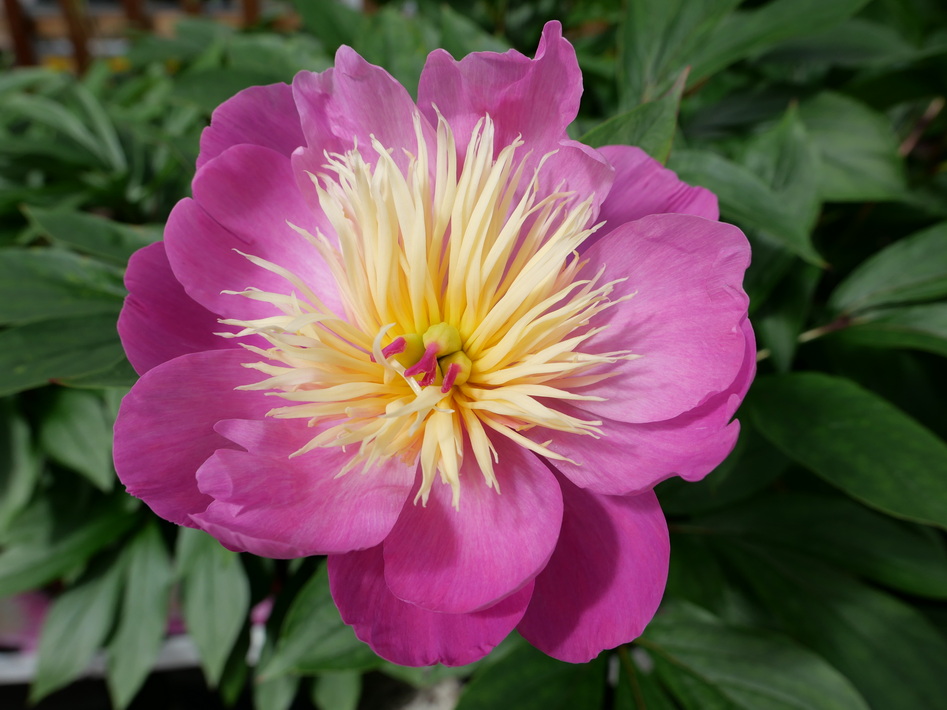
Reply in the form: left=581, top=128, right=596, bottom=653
left=0, top=313, right=125, bottom=397
left=829, top=221, right=947, bottom=314
left=0, top=494, right=137, bottom=597
left=26, top=206, right=158, bottom=265
left=756, top=264, right=821, bottom=372
left=835, top=303, right=947, bottom=358
left=0, top=400, right=42, bottom=536
left=719, top=543, right=947, bottom=710
left=72, top=84, right=127, bottom=173
left=31, top=555, right=126, bottom=702
left=438, top=5, right=509, bottom=56
left=618, top=0, right=740, bottom=105
left=581, top=69, right=686, bottom=163
left=312, top=671, right=362, bottom=710
left=740, top=105, right=821, bottom=233
left=638, top=601, right=870, bottom=710
left=176, top=528, right=250, bottom=687
left=291, top=0, right=367, bottom=54
left=261, top=564, right=379, bottom=678
left=799, top=92, right=907, bottom=202
left=354, top=7, right=437, bottom=94
left=747, top=373, right=947, bottom=529
left=171, top=68, right=286, bottom=114
left=688, top=0, right=871, bottom=83
left=456, top=642, right=605, bottom=710
left=694, top=492, right=947, bottom=599
left=0, top=248, right=124, bottom=325
left=762, top=18, right=918, bottom=69
left=669, top=149, right=823, bottom=265
left=37, top=388, right=114, bottom=491
left=106, top=522, right=174, bottom=710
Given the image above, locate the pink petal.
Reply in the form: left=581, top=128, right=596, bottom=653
left=197, top=83, right=304, bottom=169
left=293, top=48, right=433, bottom=169
left=329, top=546, right=532, bottom=666
left=113, top=349, right=272, bottom=526
left=418, top=21, right=580, bottom=156
left=547, top=318, right=755, bottom=495
left=189, top=419, right=415, bottom=557
left=118, top=242, right=232, bottom=375
left=517, top=481, right=669, bottom=663
left=587, top=145, right=718, bottom=250
left=578, top=213, right=751, bottom=423
left=382, top=437, right=563, bottom=614
left=165, top=148, right=340, bottom=321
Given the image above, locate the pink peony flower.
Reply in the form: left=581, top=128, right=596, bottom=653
left=114, top=21, right=754, bottom=666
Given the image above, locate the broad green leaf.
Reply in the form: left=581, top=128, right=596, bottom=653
left=0, top=248, right=124, bottom=325
left=638, top=602, right=870, bottom=710
left=0, top=400, right=42, bottom=535
left=72, top=84, right=127, bottom=173
left=31, top=555, right=126, bottom=702
left=756, top=264, right=821, bottom=372
left=176, top=528, right=250, bottom=687
left=835, top=303, right=947, bottom=358
left=26, top=206, right=158, bottom=264
left=456, top=643, right=605, bottom=710
left=799, top=92, right=907, bottom=202
left=740, top=105, right=821, bottom=233
left=763, top=18, right=918, bottom=68
left=618, top=0, right=740, bottom=105
left=747, top=373, right=947, bottom=529
left=0, top=494, right=137, bottom=597
left=106, top=523, right=174, bottom=710
left=57, top=355, right=139, bottom=389
left=254, top=674, right=299, bottom=710
left=582, top=69, right=686, bottom=163
left=614, top=647, right=679, bottom=710
left=0, top=313, right=125, bottom=397
left=670, top=149, right=823, bottom=265
left=37, top=388, right=114, bottom=491
left=695, top=493, right=947, bottom=599
left=720, top=543, right=947, bottom=710
left=829, top=221, right=947, bottom=314
left=261, top=565, right=379, bottom=678
left=291, top=0, right=367, bottom=53
left=312, top=671, right=362, bottom=710
left=688, top=0, right=871, bottom=83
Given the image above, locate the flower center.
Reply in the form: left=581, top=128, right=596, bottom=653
left=221, top=113, right=633, bottom=507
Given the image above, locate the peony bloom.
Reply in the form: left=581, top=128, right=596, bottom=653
left=114, top=21, right=754, bottom=666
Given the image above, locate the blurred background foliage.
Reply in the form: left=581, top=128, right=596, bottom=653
left=1, top=0, right=946, bottom=708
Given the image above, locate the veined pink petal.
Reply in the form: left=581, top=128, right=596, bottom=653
left=548, top=318, right=755, bottom=495
left=330, top=546, right=532, bottom=667
left=383, top=437, right=563, bottom=614
left=578, top=213, right=751, bottom=423
left=113, top=349, right=272, bottom=527
left=190, top=419, right=415, bottom=557
left=418, top=21, right=580, bottom=155
left=588, top=145, right=718, bottom=250
left=118, top=241, right=232, bottom=375
left=517, top=481, right=669, bottom=663
left=198, top=83, right=304, bottom=169
left=165, top=150, right=340, bottom=320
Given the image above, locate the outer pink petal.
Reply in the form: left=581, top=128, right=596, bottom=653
left=113, top=349, right=272, bottom=527
left=189, top=419, right=415, bottom=557
left=329, top=546, right=532, bottom=667
left=517, top=481, right=669, bottom=663
left=587, top=145, right=718, bottom=250
left=548, top=318, right=755, bottom=495
left=293, top=48, right=433, bottom=167
left=197, top=83, right=304, bottom=169
left=382, top=436, right=563, bottom=614
left=118, top=241, right=233, bottom=375
left=165, top=148, right=340, bottom=320
left=418, top=21, right=580, bottom=155
left=578, top=214, right=751, bottom=423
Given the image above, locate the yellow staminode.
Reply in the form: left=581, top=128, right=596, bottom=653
left=222, top=112, right=632, bottom=507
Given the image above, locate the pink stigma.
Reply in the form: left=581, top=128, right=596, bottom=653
left=381, top=337, right=407, bottom=358
left=403, top=342, right=440, bottom=386
left=441, top=363, right=461, bottom=393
